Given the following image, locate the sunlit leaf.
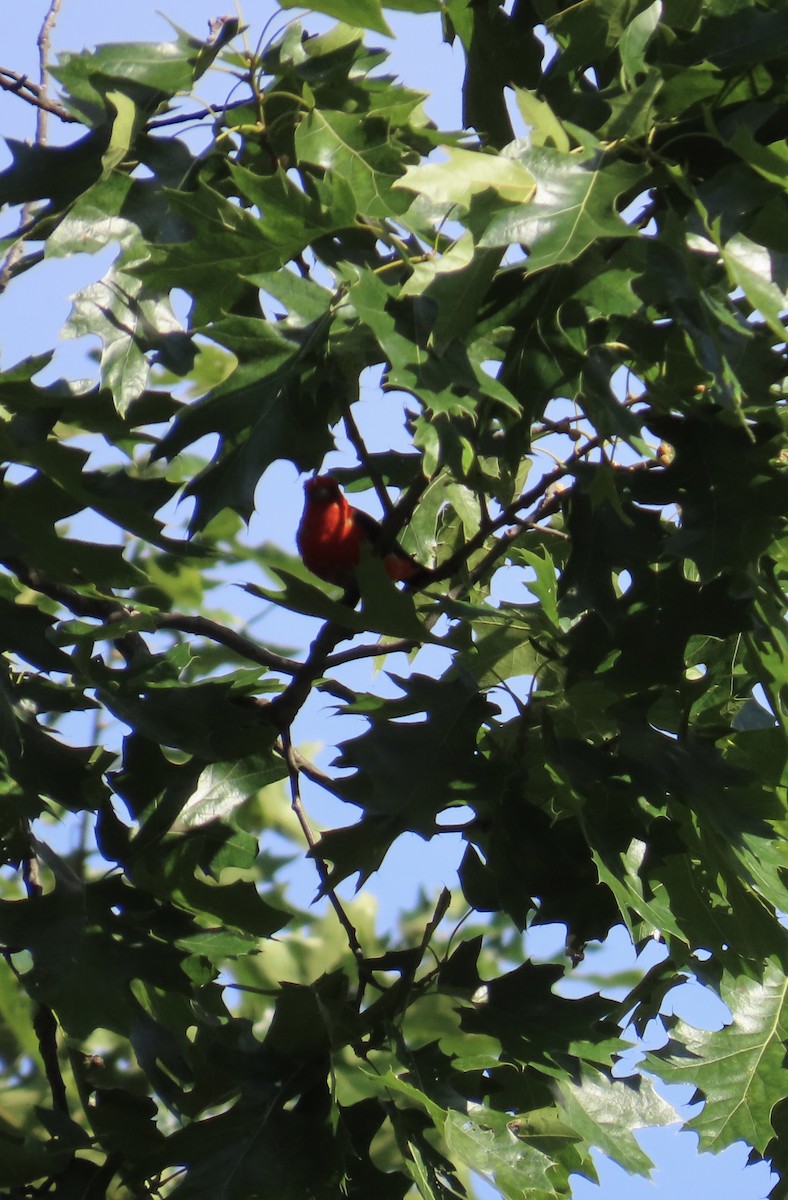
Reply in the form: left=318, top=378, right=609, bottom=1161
left=649, top=962, right=788, bottom=1154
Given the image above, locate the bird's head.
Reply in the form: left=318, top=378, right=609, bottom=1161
left=304, top=475, right=342, bottom=505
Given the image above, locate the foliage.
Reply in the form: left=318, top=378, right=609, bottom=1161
left=0, top=1, right=786, bottom=1197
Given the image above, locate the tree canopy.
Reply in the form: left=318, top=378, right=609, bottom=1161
left=0, top=1, right=786, bottom=1197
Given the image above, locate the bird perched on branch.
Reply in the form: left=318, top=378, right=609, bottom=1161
left=297, top=475, right=421, bottom=589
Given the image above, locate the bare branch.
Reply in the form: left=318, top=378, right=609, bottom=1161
left=35, top=0, right=65, bottom=142
left=275, top=740, right=341, bottom=794
left=279, top=729, right=366, bottom=965
left=343, top=405, right=394, bottom=519
left=33, top=1003, right=69, bottom=1114
left=0, top=0, right=70, bottom=294
left=324, top=636, right=419, bottom=668
left=3, top=556, right=303, bottom=676
left=3, top=559, right=150, bottom=667
left=269, top=612, right=356, bottom=727
left=148, top=95, right=252, bottom=130
left=155, top=611, right=301, bottom=675
left=0, top=67, right=77, bottom=125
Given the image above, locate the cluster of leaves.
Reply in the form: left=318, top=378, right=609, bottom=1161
left=0, top=1, right=786, bottom=1197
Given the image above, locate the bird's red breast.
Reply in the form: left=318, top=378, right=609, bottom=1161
left=296, top=475, right=419, bottom=588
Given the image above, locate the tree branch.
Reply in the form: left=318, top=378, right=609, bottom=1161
left=324, top=636, right=420, bottom=668
left=4, top=557, right=301, bottom=676
left=35, top=0, right=64, bottom=143
left=279, top=728, right=365, bottom=965
left=148, top=95, right=253, bottom=130
left=33, top=1003, right=69, bottom=1115
left=0, top=66, right=77, bottom=126
left=155, top=611, right=301, bottom=675
left=0, top=0, right=70, bottom=295
left=4, top=559, right=150, bottom=667
left=276, top=740, right=342, bottom=794
left=343, top=405, right=394, bottom=520
left=268, top=610, right=356, bottom=728
left=377, top=470, right=431, bottom=571
left=422, top=413, right=644, bottom=586
left=22, top=846, right=69, bottom=1116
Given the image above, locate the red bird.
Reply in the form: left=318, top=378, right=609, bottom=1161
left=297, top=475, right=420, bottom=588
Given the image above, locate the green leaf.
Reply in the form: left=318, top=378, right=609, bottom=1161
left=0, top=133, right=106, bottom=208
left=679, top=6, right=788, bottom=71
left=0, top=432, right=179, bottom=553
left=0, top=591, right=74, bottom=673
left=46, top=172, right=139, bottom=256
left=276, top=0, right=392, bottom=37
left=99, top=679, right=279, bottom=763
left=331, top=671, right=500, bottom=861
left=720, top=233, right=788, bottom=340
left=0, top=1128, right=72, bottom=1188
left=136, top=173, right=355, bottom=306
left=399, top=237, right=503, bottom=355
left=228, top=162, right=358, bottom=254
left=556, top=1068, right=676, bottom=1177
left=477, top=144, right=642, bottom=271
left=156, top=311, right=337, bottom=527
left=354, top=552, right=429, bottom=639
left=249, top=557, right=434, bottom=641
left=64, top=273, right=185, bottom=414
left=619, top=0, right=662, bottom=86
left=449, top=596, right=548, bottom=687
left=175, top=876, right=290, bottom=938
left=173, top=756, right=289, bottom=832
left=513, top=89, right=571, bottom=154
left=649, top=961, right=788, bottom=1154
left=295, top=109, right=410, bottom=217
left=102, top=90, right=140, bottom=175
left=0, top=877, right=193, bottom=1039
left=51, top=37, right=207, bottom=121
left=728, top=128, right=788, bottom=188
left=397, top=146, right=535, bottom=210
left=448, top=0, right=543, bottom=147
left=444, top=1108, right=560, bottom=1200
left=148, top=1102, right=339, bottom=1199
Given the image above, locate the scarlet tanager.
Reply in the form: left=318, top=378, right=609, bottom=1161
left=297, top=475, right=421, bottom=588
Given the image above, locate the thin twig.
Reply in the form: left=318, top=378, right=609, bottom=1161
left=4, top=559, right=149, bottom=666
left=33, top=1004, right=69, bottom=1114
left=4, top=556, right=302, bottom=675
left=423, top=410, right=642, bottom=586
left=0, top=0, right=67, bottom=294
left=23, top=846, right=69, bottom=1115
left=35, top=0, right=64, bottom=143
left=343, top=406, right=394, bottom=519
left=279, top=729, right=366, bottom=965
left=0, top=67, right=76, bottom=125
left=148, top=93, right=259, bottom=130
left=155, top=612, right=301, bottom=675
left=377, top=471, right=431, bottom=570
left=324, top=636, right=420, bottom=668
left=276, top=740, right=344, bottom=793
